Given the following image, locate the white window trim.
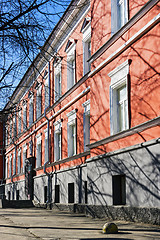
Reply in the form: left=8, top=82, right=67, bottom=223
left=44, top=71, right=50, bottom=108
left=82, top=22, right=91, bottom=75
left=29, top=95, right=34, bottom=126
left=23, top=104, right=27, bottom=130
left=9, top=119, right=12, bottom=144
left=82, top=100, right=90, bottom=151
left=54, top=120, right=62, bottom=161
left=9, top=154, right=12, bottom=177
left=22, top=144, right=27, bottom=172
left=67, top=43, right=76, bottom=90
left=67, top=110, right=77, bottom=157
left=36, top=133, right=42, bottom=168
left=18, top=109, right=22, bottom=135
left=5, top=157, right=8, bottom=179
left=54, top=61, right=62, bottom=102
left=17, top=148, right=21, bottom=174
left=36, top=84, right=42, bottom=119
left=108, top=60, right=129, bottom=135
left=111, top=0, right=128, bottom=35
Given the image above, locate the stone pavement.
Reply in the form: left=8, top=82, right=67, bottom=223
left=0, top=208, right=159, bottom=240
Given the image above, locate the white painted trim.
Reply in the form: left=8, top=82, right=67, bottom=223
left=56, top=5, right=90, bottom=53
left=89, top=14, right=160, bottom=77
left=5, top=87, right=90, bottom=155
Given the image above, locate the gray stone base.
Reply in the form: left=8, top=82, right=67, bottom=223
left=36, top=203, right=160, bottom=225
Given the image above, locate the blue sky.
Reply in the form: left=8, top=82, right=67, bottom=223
left=0, top=0, right=70, bottom=111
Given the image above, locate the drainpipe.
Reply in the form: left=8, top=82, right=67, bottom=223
left=43, top=61, right=53, bottom=208
left=44, top=109, right=52, bottom=208
left=10, top=143, right=17, bottom=200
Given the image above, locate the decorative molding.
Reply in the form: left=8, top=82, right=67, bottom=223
left=89, top=0, right=159, bottom=64
left=89, top=14, right=160, bottom=77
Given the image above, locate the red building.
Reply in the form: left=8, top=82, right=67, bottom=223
left=2, top=0, right=160, bottom=223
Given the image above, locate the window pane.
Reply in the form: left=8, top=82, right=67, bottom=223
left=118, top=103, right=124, bottom=131
left=118, top=85, right=126, bottom=102
left=118, top=0, right=124, bottom=29
left=71, top=124, right=76, bottom=156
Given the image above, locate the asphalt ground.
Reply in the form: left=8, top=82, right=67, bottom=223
left=0, top=208, right=159, bottom=240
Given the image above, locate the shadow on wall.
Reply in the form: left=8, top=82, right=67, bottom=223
left=87, top=144, right=160, bottom=209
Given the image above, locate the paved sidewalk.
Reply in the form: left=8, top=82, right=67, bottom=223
left=0, top=208, right=159, bottom=240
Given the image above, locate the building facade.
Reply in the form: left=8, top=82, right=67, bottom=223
left=1, top=0, right=160, bottom=222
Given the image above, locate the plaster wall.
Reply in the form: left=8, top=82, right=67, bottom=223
left=87, top=141, right=160, bottom=208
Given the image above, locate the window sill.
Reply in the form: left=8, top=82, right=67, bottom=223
left=49, top=150, right=90, bottom=167
left=87, top=116, right=160, bottom=149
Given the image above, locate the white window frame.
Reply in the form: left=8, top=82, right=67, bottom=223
left=36, top=84, right=42, bottom=120
left=108, top=60, right=129, bottom=135
left=9, top=154, right=12, bottom=178
left=82, top=21, right=91, bottom=75
left=67, top=42, right=76, bottom=90
left=13, top=150, right=16, bottom=175
left=36, top=133, right=42, bottom=168
left=5, top=125, right=8, bottom=146
left=17, top=148, right=21, bottom=174
left=54, top=60, right=62, bottom=102
left=23, top=144, right=27, bottom=172
left=82, top=100, right=90, bottom=151
left=9, top=119, right=12, bottom=144
left=29, top=94, right=34, bottom=126
left=44, top=71, right=50, bottom=108
left=67, top=110, right=77, bottom=157
left=54, top=120, right=62, bottom=161
left=111, top=0, right=128, bottom=35
left=18, top=109, right=22, bottom=135
left=13, top=113, right=17, bottom=137
left=23, top=102, right=27, bottom=131
left=44, top=128, right=49, bottom=164
left=5, top=157, right=8, bottom=179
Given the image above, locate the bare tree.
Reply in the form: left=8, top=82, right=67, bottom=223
left=0, top=0, right=71, bottom=109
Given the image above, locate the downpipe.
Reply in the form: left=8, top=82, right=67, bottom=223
left=44, top=109, right=52, bottom=209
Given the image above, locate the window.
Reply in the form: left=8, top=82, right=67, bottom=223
left=112, top=175, right=126, bottom=205
left=17, top=148, right=21, bottom=174
left=18, top=109, right=22, bottom=135
left=81, top=18, right=91, bottom=75
left=44, top=129, right=49, bottom=163
left=55, top=185, right=60, bottom=203
left=54, top=120, right=62, bottom=161
left=5, top=157, right=8, bottom=179
left=67, top=110, right=77, bottom=157
left=23, top=102, right=27, bottom=131
left=82, top=100, right=90, bottom=151
left=36, top=133, right=42, bottom=168
left=13, top=113, right=17, bottom=137
left=66, top=41, right=76, bottom=90
left=44, top=70, right=50, bottom=108
left=5, top=126, right=8, bottom=146
left=13, top=151, right=16, bottom=175
left=68, top=183, right=74, bottom=203
left=44, top=186, right=47, bottom=203
left=9, top=155, right=12, bottom=178
left=54, top=61, right=61, bottom=101
left=23, top=144, right=27, bottom=172
left=108, top=60, right=129, bottom=135
left=36, top=84, right=42, bottom=119
left=29, top=93, right=34, bottom=126
left=111, top=0, right=128, bottom=35
left=9, top=119, right=12, bottom=144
